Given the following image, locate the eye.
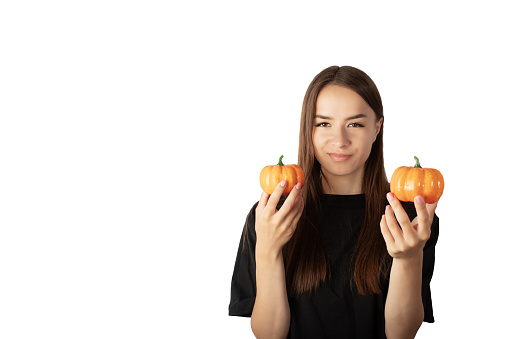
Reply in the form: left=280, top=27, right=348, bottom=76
left=348, top=122, right=364, bottom=128
left=314, top=122, right=330, bottom=127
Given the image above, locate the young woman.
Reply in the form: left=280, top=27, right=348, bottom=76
left=229, top=66, right=439, bottom=339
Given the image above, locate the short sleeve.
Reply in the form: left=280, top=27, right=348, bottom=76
left=228, top=202, right=258, bottom=317
left=401, top=202, right=439, bottom=323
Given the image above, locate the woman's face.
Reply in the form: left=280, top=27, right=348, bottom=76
left=312, top=85, right=382, bottom=193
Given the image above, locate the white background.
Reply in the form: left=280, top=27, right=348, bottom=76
left=1, top=1, right=507, bottom=338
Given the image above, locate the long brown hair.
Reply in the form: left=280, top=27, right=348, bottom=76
left=283, top=65, right=391, bottom=296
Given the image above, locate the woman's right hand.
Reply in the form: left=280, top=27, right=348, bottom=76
left=255, top=180, right=304, bottom=259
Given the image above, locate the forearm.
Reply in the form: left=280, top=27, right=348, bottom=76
left=385, top=254, right=424, bottom=339
left=251, top=249, right=290, bottom=339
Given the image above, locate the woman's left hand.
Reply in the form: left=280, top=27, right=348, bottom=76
left=380, top=192, right=438, bottom=260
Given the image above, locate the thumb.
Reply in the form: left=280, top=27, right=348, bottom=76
left=413, top=195, right=433, bottom=236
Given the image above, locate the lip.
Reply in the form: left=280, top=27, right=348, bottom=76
left=328, top=153, right=352, bottom=162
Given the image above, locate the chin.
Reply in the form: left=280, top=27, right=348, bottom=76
left=322, top=161, right=364, bottom=179
left=322, top=165, right=354, bottom=177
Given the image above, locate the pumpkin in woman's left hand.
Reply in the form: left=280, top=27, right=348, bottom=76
left=390, top=156, right=444, bottom=204
left=260, top=155, right=305, bottom=194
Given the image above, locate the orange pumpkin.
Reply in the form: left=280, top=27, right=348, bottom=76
left=260, top=155, right=304, bottom=194
left=390, top=156, right=444, bottom=204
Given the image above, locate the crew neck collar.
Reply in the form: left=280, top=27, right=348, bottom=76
left=320, top=193, right=365, bottom=208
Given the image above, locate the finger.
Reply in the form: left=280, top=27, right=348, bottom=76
left=287, top=194, right=305, bottom=233
left=426, top=200, right=439, bottom=218
left=384, top=205, right=404, bottom=243
left=288, top=194, right=304, bottom=223
left=278, top=182, right=303, bottom=217
left=387, top=192, right=413, bottom=234
left=258, top=191, right=270, bottom=210
left=264, top=180, right=288, bottom=214
left=380, top=214, right=395, bottom=247
left=414, top=195, right=431, bottom=238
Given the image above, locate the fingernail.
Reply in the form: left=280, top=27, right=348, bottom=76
left=295, top=182, right=302, bottom=190
left=386, top=205, right=391, bottom=210
left=387, top=192, right=394, bottom=201
left=416, top=196, right=424, bottom=204
left=280, top=180, right=287, bottom=187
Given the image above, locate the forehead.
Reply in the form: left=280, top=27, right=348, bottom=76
left=316, top=85, right=375, bottom=118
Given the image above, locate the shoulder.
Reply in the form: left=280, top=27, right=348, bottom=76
left=243, top=201, right=259, bottom=236
left=245, top=201, right=258, bottom=225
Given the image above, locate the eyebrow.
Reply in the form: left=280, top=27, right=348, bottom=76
left=315, top=113, right=368, bottom=120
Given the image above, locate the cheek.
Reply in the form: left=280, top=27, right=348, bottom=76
left=359, top=134, right=376, bottom=156
left=358, top=128, right=377, bottom=144
left=312, top=132, right=325, bottom=152
left=348, top=133, right=372, bottom=154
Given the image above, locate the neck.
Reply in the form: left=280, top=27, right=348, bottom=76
left=321, top=168, right=364, bottom=195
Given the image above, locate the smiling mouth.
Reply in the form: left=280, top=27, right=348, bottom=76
left=328, top=153, right=352, bottom=162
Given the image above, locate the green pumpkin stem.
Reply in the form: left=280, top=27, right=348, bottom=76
left=414, top=156, right=422, bottom=168
left=278, top=155, right=285, bottom=166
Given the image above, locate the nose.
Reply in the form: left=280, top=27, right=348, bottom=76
left=330, top=127, right=350, bottom=148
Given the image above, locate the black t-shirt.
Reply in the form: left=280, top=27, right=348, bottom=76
left=229, top=194, right=439, bottom=339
